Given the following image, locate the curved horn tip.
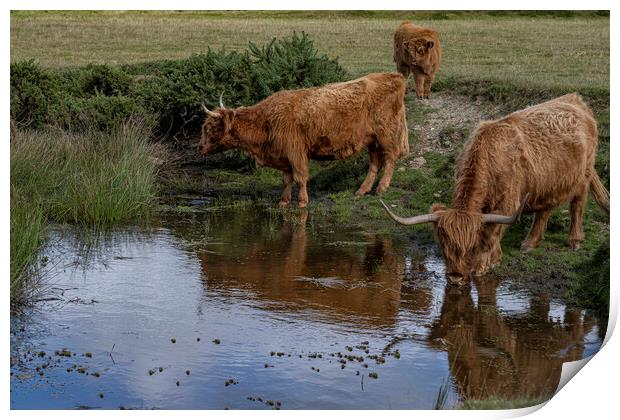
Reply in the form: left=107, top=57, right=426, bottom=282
left=219, top=92, right=225, bottom=108
left=379, top=199, right=437, bottom=226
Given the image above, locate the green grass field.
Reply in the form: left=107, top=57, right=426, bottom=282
left=11, top=11, right=609, bottom=93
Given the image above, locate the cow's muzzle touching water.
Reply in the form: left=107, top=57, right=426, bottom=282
left=380, top=194, right=529, bottom=286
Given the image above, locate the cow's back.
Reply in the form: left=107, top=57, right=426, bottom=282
left=265, top=73, right=405, bottom=129
left=459, top=94, right=598, bottom=211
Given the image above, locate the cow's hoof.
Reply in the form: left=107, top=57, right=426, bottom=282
left=520, top=241, right=536, bottom=252
left=375, top=186, right=388, bottom=195
left=354, top=189, right=367, bottom=198
left=297, top=202, right=308, bottom=209
left=569, top=240, right=582, bottom=251
left=278, top=200, right=290, bottom=208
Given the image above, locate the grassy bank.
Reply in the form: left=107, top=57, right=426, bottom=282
left=10, top=120, right=159, bottom=306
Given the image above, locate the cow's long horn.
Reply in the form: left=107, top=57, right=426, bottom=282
left=481, top=193, right=530, bottom=225
left=202, top=103, right=220, bottom=118
left=379, top=200, right=438, bottom=225
left=219, top=92, right=225, bottom=108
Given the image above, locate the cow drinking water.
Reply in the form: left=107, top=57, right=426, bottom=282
left=381, top=93, right=609, bottom=286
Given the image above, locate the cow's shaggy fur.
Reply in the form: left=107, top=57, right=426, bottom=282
left=199, top=72, right=409, bottom=208
left=431, top=93, right=609, bottom=285
left=393, top=20, right=442, bottom=98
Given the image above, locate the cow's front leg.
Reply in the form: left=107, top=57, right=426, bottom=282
left=293, top=165, right=309, bottom=208
left=423, top=74, right=434, bottom=98
left=375, top=157, right=395, bottom=195
left=414, top=73, right=425, bottom=99
left=279, top=170, right=294, bottom=207
left=521, top=210, right=551, bottom=251
left=356, top=144, right=382, bottom=197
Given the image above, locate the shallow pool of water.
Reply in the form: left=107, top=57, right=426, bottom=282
left=10, top=205, right=602, bottom=409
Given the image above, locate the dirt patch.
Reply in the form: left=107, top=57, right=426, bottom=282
left=401, top=92, right=511, bottom=171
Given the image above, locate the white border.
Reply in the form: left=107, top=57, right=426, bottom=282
left=3, top=1, right=617, bottom=419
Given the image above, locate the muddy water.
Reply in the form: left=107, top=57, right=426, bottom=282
left=10, top=204, right=602, bottom=409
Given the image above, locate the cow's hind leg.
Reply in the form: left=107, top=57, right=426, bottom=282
left=278, top=170, right=294, bottom=207
left=568, top=183, right=588, bottom=250
left=355, top=143, right=382, bottom=197
left=521, top=209, right=552, bottom=251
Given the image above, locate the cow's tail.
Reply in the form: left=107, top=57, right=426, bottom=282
left=590, top=172, right=610, bottom=214
left=398, top=110, right=410, bottom=157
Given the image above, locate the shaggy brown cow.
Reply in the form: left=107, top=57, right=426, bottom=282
left=381, top=93, right=609, bottom=286
left=199, top=73, right=409, bottom=208
left=393, top=20, right=442, bottom=98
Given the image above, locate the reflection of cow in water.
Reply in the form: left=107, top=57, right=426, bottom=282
left=429, top=277, right=595, bottom=401
left=194, top=210, right=432, bottom=329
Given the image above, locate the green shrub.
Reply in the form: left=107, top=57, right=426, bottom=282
left=10, top=60, right=62, bottom=128
left=11, top=32, right=348, bottom=140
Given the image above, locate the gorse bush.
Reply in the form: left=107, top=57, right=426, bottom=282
left=11, top=32, right=348, bottom=137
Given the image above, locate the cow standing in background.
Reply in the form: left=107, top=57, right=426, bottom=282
left=199, top=73, right=409, bottom=208
left=382, top=94, right=609, bottom=285
left=394, top=20, right=442, bottom=98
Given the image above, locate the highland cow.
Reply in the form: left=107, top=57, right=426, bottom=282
left=381, top=94, right=609, bottom=286
left=199, top=73, right=409, bottom=208
left=394, top=20, right=442, bottom=98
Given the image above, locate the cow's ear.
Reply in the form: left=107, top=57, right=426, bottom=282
left=402, top=41, right=409, bottom=49
left=426, top=40, right=434, bottom=50
left=431, top=203, right=446, bottom=213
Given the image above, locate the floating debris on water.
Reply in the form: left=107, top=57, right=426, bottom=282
left=84, top=352, right=93, bottom=358
left=55, top=349, right=72, bottom=357
left=369, top=372, right=378, bottom=379
left=213, top=339, right=221, bottom=345
left=98, top=392, right=104, bottom=399
left=171, top=338, right=176, bottom=344
left=185, top=370, right=190, bottom=376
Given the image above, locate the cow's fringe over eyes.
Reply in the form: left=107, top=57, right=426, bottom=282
left=435, top=211, right=484, bottom=255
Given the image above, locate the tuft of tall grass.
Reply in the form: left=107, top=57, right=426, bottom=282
left=10, top=119, right=160, bottom=305
left=10, top=193, right=46, bottom=306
